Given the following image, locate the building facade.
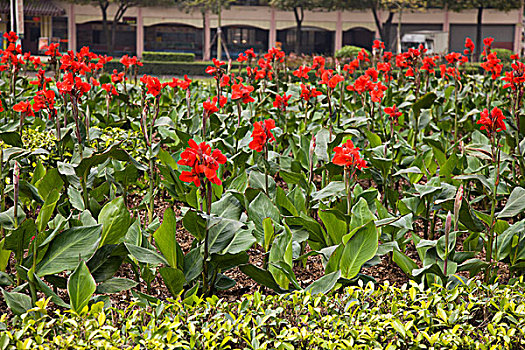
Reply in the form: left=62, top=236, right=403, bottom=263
left=0, top=0, right=523, bottom=58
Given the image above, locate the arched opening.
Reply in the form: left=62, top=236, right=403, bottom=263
left=77, top=21, right=136, bottom=56
left=343, top=27, right=374, bottom=51
left=145, top=23, right=203, bottom=57
left=211, top=25, right=268, bottom=59
left=276, top=26, right=334, bottom=55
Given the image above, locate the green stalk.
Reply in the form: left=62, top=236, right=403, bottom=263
left=264, top=145, right=269, bottom=196
left=485, top=135, right=501, bottom=282
left=202, top=181, right=213, bottom=296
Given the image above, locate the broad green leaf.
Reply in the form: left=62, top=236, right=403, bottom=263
left=276, top=187, right=298, bottom=216
left=159, top=267, right=185, bottom=297
left=36, top=189, right=60, bottom=233
left=248, top=192, right=280, bottom=243
left=319, top=209, right=347, bottom=245
left=36, top=225, right=102, bottom=277
left=95, top=278, right=138, bottom=294
left=208, top=217, right=246, bottom=254
left=340, top=222, right=378, bottom=280
left=33, top=273, right=69, bottom=308
left=263, top=217, right=275, bottom=252
left=1, top=289, right=31, bottom=315
left=349, top=198, right=376, bottom=233
left=393, top=250, right=419, bottom=279
left=268, top=226, right=293, bottom=289
left=305, top=270, right=341, bottom=295
left=212, top=192, right=243, bottom=220
left=498, top=187, right=525, bottom=218
left=98, top=197, right=130, bottom=246
left=239, top=264, right=285, bottom=293
left=124, top=243, right=168, bottom=265
left=311, top=181, right=346, bottom=202
left=153, top=208, right=182, bottom=269
left=68, top=261, right=96, bottom=314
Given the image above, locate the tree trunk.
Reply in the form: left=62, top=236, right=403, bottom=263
left=293, top=6, right=304, bottom=55
left=396, top=7, right=402, bottom=54
left=111, top=20, right=117, bottom=54
left=111, top=4, right=130, bottom=55
left=383, top=12, right=394, bottom=51
left=99, top=2, right=111, bottom=54
left=371, top=5, right=385, bottom=42
left=371, top=5, right=394, bottom=51
left=475, top=6, right=483, bottom=61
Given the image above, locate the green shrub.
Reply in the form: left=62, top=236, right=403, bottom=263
left=492, top=48, right=514, bottom=63
left=3, top=280, right=525, bottom=349
left=335, top=45, right=370, bottom=59
left=104, top=60, right=240, bottom=76
left=142, top=51, right=195, bottom=62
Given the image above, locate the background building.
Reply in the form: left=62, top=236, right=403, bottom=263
left=0, top=0, right=522, bottom=58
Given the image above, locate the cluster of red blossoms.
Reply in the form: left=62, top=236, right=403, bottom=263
left=249, top=119, right=276, bottom=152
left=477, top=107, right=506, bottom=134
left=178, top=140, right=227, bottom=187
left=332, top=139, right=367, bottom=171
left=140, top=75, right=162, bottom=96
left=273, top=93, right=291, bottom=111
left=384, top=104, right=402, bottom=124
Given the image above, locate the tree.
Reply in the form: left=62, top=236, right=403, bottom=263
left=69, top=0, right=172, bottom=54
left=176, top=0, right=235, bottom=60
left=445, top=0, right=521, bottom=59
left=269, top=0, right=322, bottom=54
left=330, top=0, right=429, bottom=51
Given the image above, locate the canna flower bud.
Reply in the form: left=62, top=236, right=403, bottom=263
left=445, top=211, right=453, bottom=236
left=309, top=136, right=316, bottom=162
left=13, top=161, right=19, bottom=189
left=454, top=185, right=463, bottom=231
left=13, top=161, right=20, bottom=227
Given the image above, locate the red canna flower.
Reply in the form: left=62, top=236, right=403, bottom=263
left=365, top=68, right=379, bottom=82
left=483, top=37, right=494, bottom=47
left=237, top=53, right=248, bottom=63
left=477, top=107, right=506, bottom=133
left=203, top=97, right=219, bottom=114
left=249, top=119, right=276, bottom=152
left=273, top=93, right=291, bottom=111
left=141, top=75, right=162, bottom=96
left=101, top=83, right=118, bottom=96
left=13, top=100, right=34, bottom=117
left=357, top=49, right=370, bottom=63
left=245, top=48, right=256, bottom=58
left=332, top=139, right=367, bottom=170
left=178, top=140, right=227, bottom=187
left=312, top=56, right=325, bottom=70
left=373, top=40, right=385, bottom=50
left=231, top=83, right=255, bottom=103
left=481, top=51, right=502, bottom=79
left=293, top=65, right=312, bottom=79
left=32, top=89, right=56, bottom=116
left=300, top=83, right=322, bottom=101
left=384, top=104, right=402, bottom=124
left=464, top=38, right=475, bottom=55
left=220, top=75, right=230, bottom=87
left=3, top=31, right=18, bottom=43
left=320, top=70, right=344, bottom=89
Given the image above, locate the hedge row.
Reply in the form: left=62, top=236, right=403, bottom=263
left=103, top=60, right=241, bottom=76
left=2, top=280, right=525, bottom=349
left=142, top=51, right=195, bottom=62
